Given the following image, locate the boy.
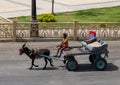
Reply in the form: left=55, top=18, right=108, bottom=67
left=56, top=33, right=69, bottom=57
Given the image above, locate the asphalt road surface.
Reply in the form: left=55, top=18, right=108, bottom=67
left=0, top=41, right=120, bottom=85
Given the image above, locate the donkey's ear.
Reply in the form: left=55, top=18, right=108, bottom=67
left=22, top=43, right=26, bottom=48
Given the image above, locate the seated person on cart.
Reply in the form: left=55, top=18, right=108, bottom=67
left=82, top=30, right=108, bottom=54
left=56, top=33, right=69, bottom=57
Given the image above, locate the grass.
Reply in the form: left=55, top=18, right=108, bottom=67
left=55, top=6, right=120, bottom=22
left=10, top=6, right=120, bottom=22
left=10, top=16, right=31, bottom=22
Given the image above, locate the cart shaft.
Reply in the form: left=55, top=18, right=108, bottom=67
left=39, top=54, right=64, bottom=61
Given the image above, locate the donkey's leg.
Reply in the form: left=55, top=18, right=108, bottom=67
left=33, top=59, right=39, bottom=67
left=43, top=58, right=48, bottom=69
left=29, top=59, right=34, bottom=69
left=29, top=58, right=39, bottom=69
left=33, top=64, right=39, bottom=67
left=48, top=58, right=54, bottom=67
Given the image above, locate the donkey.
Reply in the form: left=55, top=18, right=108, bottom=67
left=19, top=43, right=54, bottom=70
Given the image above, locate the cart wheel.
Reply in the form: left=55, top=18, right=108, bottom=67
left=94, top=58, right=107, bottom=71
left=89, top=54, right=101, bottom=64
left=66, top=60, right=78, bottom=71
left=63, top=55, right=75, bottom=64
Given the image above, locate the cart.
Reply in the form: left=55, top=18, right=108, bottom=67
left=39, top=38, right=109, bottom=71
left=63, top=38, right=109, bottom=71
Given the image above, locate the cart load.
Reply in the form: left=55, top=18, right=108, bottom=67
left=81, top=38, right=108, bottom=54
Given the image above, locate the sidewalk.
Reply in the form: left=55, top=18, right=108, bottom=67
left=55, top=0, right=118, bottom=5
left=0, top=0, right=120, bottom=18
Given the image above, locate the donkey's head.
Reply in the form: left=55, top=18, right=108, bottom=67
left=19, top=43, right=28, bottom=55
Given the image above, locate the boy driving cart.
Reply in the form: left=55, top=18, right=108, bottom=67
left=55, top=33, right=69, bottom=57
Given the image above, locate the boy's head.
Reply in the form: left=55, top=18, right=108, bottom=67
left=63, top=33, right=67, bottom=38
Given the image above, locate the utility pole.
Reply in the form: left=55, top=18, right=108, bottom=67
left=31, top=0, right=38, bottom=37
left=32, top=0, right=37, bottom=21
left=51, top=0, right=55, bottom=14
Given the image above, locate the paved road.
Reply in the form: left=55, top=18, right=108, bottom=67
left=0, top=0, right=120, bottom=18
left=0, top=41, right=120, bottom=85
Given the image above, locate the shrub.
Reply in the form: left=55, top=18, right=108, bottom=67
left=99, top=23, right=107, bottom=27
left=37, top=14, right=56, bottom=22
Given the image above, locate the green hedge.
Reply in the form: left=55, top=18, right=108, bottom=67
left=37, top=14, right=56, bottom=22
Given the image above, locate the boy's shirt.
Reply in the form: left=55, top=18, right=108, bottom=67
left=62, top=38, right=68, bottom=47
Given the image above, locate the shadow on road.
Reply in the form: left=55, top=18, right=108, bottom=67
left=25, top=63, right=119, bottom=71
left=28, top=67, right=58, bottom=70
left=74, top=63, right=119, bottom=72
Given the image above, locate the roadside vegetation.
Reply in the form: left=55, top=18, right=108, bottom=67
left=10, top=6, right=120, bottom=22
